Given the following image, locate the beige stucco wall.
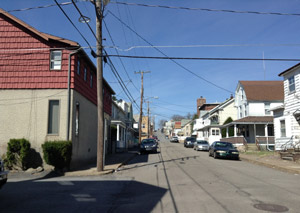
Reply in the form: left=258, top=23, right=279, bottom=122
left=0, top=89, right=69, bottom=156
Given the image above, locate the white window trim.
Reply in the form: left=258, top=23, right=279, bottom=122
left=50, top=50, right=62, bottom=70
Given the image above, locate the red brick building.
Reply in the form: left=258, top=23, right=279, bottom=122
left=0, top=8, right=115, bottom=168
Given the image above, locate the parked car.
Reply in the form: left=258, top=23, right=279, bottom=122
left=0, top=157, right=8, bottom=189
left=140, top=138, right=158, bottom=154
left=170, top=136, right=179, bottom=143
left=208, top=141, right=239, bottom=160
left=184, top=137, right=196, bottom=148
left=193, top=140, right=209, bottom=151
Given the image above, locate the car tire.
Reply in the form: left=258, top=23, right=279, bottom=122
left=213, top=152, right=217, bottom=159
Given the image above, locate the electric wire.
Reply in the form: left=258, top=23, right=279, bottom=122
left=103, top=19, right=140, bottom=92
left=106, top=54, right=300, bottom=62
left=111, top=1, right=300, bottom=17
left=6, top=1, right=72, bottom=13
left=53, top=0, right=94, bottom=51
left=107, top=10, right=234, bottom=94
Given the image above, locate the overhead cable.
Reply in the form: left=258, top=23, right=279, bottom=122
left=106, top=54, right=300, bottom=62
left=111, top=1, right=300, bottom=17
left=107, top=10, right=234, bottom=94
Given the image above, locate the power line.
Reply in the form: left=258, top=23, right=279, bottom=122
left=7, top=1, right=72, bottom=13
left=111, top=1, right=300, bottom=17
left=103, top=19, right=140, bottom=93
left=105, top=43, right=300, bottom=52
left=106, top=54, right=300, bottom=62
left=107, top=10, right=234, bottom=94
left=54, top=0, right=93, bottom=51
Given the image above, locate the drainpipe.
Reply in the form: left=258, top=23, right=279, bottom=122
left=67, top=48, right=81, bottom=141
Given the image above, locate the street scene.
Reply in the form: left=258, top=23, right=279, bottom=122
left=2, top=133, right=300, bottom=212
left=1, top=1, right=300, bottom=212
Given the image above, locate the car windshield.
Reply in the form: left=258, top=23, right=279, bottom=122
left=197, top=141, right=208, bottom=145
left=187, top=137, right=196, bottom=142
left=142, top=139, right=155, bottom=144
left=215, top=142, right=234, bottom=148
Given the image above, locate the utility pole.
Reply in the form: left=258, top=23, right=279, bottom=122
left=135, top=71, right=150, bottom=143
left=95, top=0, right=104, bottom=172
left=146, top=100, right=150, bottom=138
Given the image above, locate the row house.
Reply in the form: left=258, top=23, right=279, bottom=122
left=222, top=81, right=284, bottom=149
left=111, top=99, right=136, bottom=152
left=133, top=114, right=150, bottom=141
left=0, top=9, right=115, bottom=169
left=272, top=64, right=300, bottom=150
left=196, top=97, right=236, bottom=144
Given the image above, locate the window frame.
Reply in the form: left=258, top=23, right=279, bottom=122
left=50, top=50, right=62, bottom=70
left=84, top=67, right=87, bottom=81
left=288, top=76, right=295, bottom=93
left=47, top=100, right=60, bottom=135
left=280, top=119, right=286, bottom=137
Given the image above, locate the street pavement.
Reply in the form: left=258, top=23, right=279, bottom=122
left=2, top=133, right=300, bottom=212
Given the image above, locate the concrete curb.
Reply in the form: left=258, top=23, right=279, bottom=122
left=240, top=156, right=300, bottom=175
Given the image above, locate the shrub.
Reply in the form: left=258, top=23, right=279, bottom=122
left=42, top=141, right=72, bottom=170
left=6, top=138, right=31, bottom=170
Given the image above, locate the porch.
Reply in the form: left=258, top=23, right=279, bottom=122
left=222, top=116, right=275, bottom=150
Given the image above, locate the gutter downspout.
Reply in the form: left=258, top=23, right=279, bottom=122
left=67, top=48, right=81, bottom=141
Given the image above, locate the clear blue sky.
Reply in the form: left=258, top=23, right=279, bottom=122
left=2, top=0, right=300, bottom=125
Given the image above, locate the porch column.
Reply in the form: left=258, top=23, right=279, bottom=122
left=265, top=124, right=268, bottom=137
left=226, top=127, right=229, bottom=138
left=117, top=124, right=120, bottom=141
left=234, top=124, right=237, bottom=137
left=254, top=124, right=257, bottom=142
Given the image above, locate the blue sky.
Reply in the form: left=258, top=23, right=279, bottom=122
left=2, top=0, right=300, bottom=125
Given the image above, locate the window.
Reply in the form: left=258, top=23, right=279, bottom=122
left=142, top=123, right=146, bottom=129
left=265, top=103, right=271, bottom=115
left=212, top=129, right=219, bottom=136
left=77, top=59, right=80, bottom=75
left=280, top=120, right=286, bottom=137
left=75, top=102, right=79, bottom=136
left=84, top=67, right=87, bottom=81
left=90, top=73, right=93, bottom=88
left=288, top=76, right=295, bottom=93
left=48, top=100, right=60, bottom=134
left=50, top=51, right=62, bottom=70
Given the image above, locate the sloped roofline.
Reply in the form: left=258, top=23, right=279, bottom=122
left=0, top=8, right=79, bottom=47
left=278, top=62, right=300, bottom=77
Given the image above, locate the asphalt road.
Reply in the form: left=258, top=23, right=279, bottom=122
left=1, top=132, right=300, bottom=213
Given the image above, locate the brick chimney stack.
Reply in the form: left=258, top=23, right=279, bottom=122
left=197, top=96, right=206, bottom=117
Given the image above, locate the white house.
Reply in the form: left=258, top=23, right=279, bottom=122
left=222, top=81, right=284, bottom=149
left=197, top=97, right=237, bottom=144
left=272, top=64, right=300, bottom=150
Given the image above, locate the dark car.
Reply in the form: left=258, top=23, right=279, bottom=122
left=0, top=158, right=8, bottom=189
left=208, top=141, right=239, bottom=160
left=184, top=137, right=196, bottom=148
left=140, top=139, right=158, bottom=154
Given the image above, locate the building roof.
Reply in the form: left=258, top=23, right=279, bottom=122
left=174, top=121, right=181, bottom=129
left=0, top=8, right=79, bottom=47
left=199, top=103, right=219, bottom=111
left=278, top=63, right=300, bottom=77
left=240, top=81, right=284, bottom=101
left=223, top=116, right=274, bottom=127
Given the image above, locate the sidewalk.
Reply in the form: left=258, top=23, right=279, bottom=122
left=240, top=152, right=300, bottom=174
left=64, top=148, right=139, bottom=177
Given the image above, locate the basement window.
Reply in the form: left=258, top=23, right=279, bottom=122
left=50, top=50, right=62, bottom=70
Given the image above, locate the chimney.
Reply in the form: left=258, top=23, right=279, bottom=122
left=197, top=96, right=206, bottom=117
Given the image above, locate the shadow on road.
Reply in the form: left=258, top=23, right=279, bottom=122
left=1, top=179, right=167, bottom=212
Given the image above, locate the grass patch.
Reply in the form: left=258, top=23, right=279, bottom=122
left=242, top=151, right=277, bottom=157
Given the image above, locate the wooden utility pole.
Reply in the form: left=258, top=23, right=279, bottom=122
left=96, top=0, right=104, bottom=172
left=146, top=100, right=151, bottom=138
left=135, top=71, right=150, bottom=143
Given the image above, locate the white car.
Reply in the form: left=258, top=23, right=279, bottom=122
left=194, top=140, right=209, bottom=151
left=170, top=136, right=179, bottom=143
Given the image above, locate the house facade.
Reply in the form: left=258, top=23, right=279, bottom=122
left=0, top=9, right=115, bottom=168
left=197, top=98, right=237, bottom=144
left=222, top=81, right=283, bottom=149
left=272, top=64, right=300, bottom=150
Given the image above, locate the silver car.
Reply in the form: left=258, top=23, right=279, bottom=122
left=194, top=140, right=209, bottom=151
